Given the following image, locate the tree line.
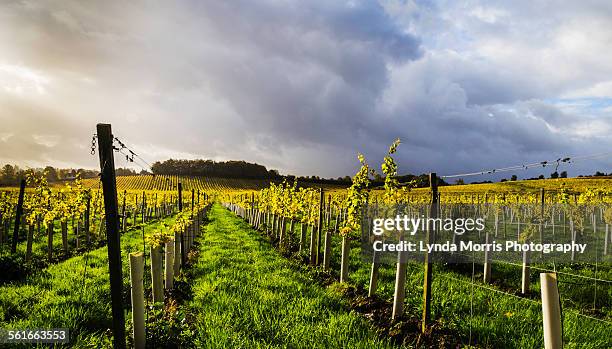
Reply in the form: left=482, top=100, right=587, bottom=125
left=150, top=159, right=279, bottom=179
left=0, top=164, right=140, bottom=186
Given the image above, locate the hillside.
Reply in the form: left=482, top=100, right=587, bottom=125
left=57, top=174, right=347, bottom=192
left=435, top=177, right=612, bottom=194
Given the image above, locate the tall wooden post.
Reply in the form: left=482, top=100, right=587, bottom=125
left=96, top=123, right=126, bottom=349
left=316, top=188, right=324, bottom=265
left=178, top=183, right=185, bottom=264
left=141, top=192, right=146, bottom=224
left=11, top=179, right=26, bottom=253
left=422, top=173, right=437, bottom=332
left=178, top=183, right=183, bottom=211
left=540, top=188, right=545, bottom=249
left=85, top=194, right=91, bottom=246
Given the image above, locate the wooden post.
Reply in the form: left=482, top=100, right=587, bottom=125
left=173, top=232, right=181, bottom=275
left=0, top=212, right=3, bottom=245
left=10, top=179, right=26, bottom=253
left=540, top=273, right=562, bottom=349
left=74, top=216, right=80, bottom=250
left=150, top=245, right=163, bottom=303
left=368, top=199, right=380, bottom=296
left=61, top=220, right=69, bottom=256
left=25, top=225, right=34, bottom=262
left=421, top=173, right=437, bottom=331
left=540, top=189, right=545, bottom=258
left=165, top=239, right=175, bottom=290
left=96, top=123, right=126, bottom=349
left=288, top=219, right=295, bottom=242
left=316, top=188, right=323, bottom=265
left=340, top=236, right=350, bottom=282
left=154, top=193, right=158, bottom=219
left=178, top=183, right=186, bottom=265
left=141, top=192, right=146, bottom=224
left=134, top=195, right=139, bottom=226
left=299, top=223, right=306, bottom=252
left=47, top=221, right=54, bottom=262
left=178, top=183, right=183, bottom=211
left=326, top=194, right=332, bottom=228
left=85, top=193, right=91, bottom=249
left=605, top=224, right=609, bottom=255
left=129, top=252, right=145, bottom=349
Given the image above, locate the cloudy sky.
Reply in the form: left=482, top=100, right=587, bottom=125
left=1, top=0, right=611, bottom=179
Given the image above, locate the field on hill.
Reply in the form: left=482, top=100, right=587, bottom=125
left=394, top=177, right=612, bottom=203
left=50, top=175, right=347, bottom=192
left=436, top=177, right=612, bottom=194
left=45, top=175, right=612, bottom=199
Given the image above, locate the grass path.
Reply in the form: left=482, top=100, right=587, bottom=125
left=0, top=216, right=177, bottom=347
left=186, top=204, right=394, bottom=348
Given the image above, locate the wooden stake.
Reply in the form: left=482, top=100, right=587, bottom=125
left=316, top=188, right=323, bottom=265
left=96, top=123, right=126, bottom=349
left=47, top=221, right=54, bottom=262
left=10, top=179, right=26, bottom=253
left=25, top=225, right=34, bottom=262
left=421, top=172, right=437, bottom=331
left=61, top=221, right=69, bottom=256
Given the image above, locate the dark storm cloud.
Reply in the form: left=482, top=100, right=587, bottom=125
left=0, top=1, right=610, bottom=178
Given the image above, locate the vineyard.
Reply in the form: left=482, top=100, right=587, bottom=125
left=49, top=175, right=345, bottom=192
left=220, top=142, right=612, bottom=348
left=0, top=134, right=611, bottom=348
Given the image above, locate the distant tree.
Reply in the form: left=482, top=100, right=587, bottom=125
left=76, top=169, right=99, bottom=179
left=455, top=178, right=465, bottom=185
left=151, top=159, right=274, bottom=179
left=550, top=171, right=559, bottom=179
left=594, top=171, right=605, bottom=177
left=538, top=174, right=545, bottom=179
left=560, top=171, right=568, bottom=178
left=511, top=175, right=518, bottom=181
left=500, top=178, right=507, bottom=182
left=116, top=168, right=137, bottom=176
left=43, top=166, right=59, bottom=182
left=1, top=164, right=16, bottom=183
left=268, top=169, right=280, bottom=178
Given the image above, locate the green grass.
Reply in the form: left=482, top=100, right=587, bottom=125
left=0, top=216, right=177, bottom=348
left=185, top=204, right=394, bottom=348
left=316, top=225, right=612, bottom=348
left=244, top=210, right=611, bottom=348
